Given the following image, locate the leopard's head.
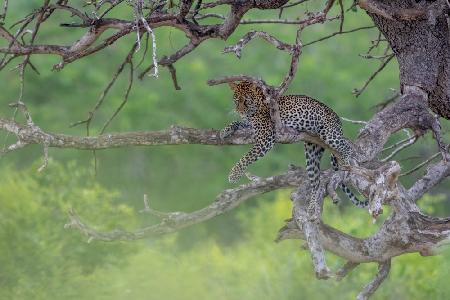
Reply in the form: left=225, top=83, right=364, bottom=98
left=228, top=81, right=268, bottom=117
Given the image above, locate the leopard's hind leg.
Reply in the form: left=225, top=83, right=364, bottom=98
left=331, top=154, right=368, bottom=208
left=305, top=142, right=324, bottom=217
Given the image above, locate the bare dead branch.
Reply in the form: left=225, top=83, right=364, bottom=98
left=303, top=26, right=375, bottom=47
left=0, top=117, right=332, bottom=151
left=292, top=185, right=332, bottom=279
left=240, top=15, right=341, bottom=25
left=341, top=117, right=368, bottom=125
left=0, top=0, right=8, bottom=24
left=382, top=134, right=417, bottom=152
left=381, top=135, right=417, bottom=162
left=338, top=0, right=344, bottom=32
left=100, top=60, right=134, bottom=134
left=223, top=30, right=295, bottom=59
left=280, top=0, right=309, bottom=10
left=138, top=41, right=198, bottom=79
left=70, top=42, right=138, bottom=135
left=366, top=31, right=384, bottom=55
left=356, top=260, right=391, bottom=300
left=359, top=53, right=393, bottom=60
left=139, top=194, right=171, bottom=218
left=353, top=54, right=395, bottom=97
left=408, top=158, right=450, bottom=201
left=207, top=75, right=268, bottom=88
left=167, top=64, right=181, bottom=90
left=201, top=0, right=234, bottom=10
left=401, top=152, right=441, bottom=177
left=37, top=142, right=49, bottom=173
left=65, top=168, right=306, bottom=241
left=372, top=90, right=400, bottom=111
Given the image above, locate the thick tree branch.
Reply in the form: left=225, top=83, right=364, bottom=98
left=0, top=117, right=332, bottom=151
left=66, top=167, right=306, bottom=241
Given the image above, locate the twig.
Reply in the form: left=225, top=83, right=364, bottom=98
left=366, top=31, right=384, bottom=54
left=381, top=135, right=417, bottom=162
left=401, top=152, right=441, bottom=177
left=240, top=17, right=339, bottom=25
left=98, top=0, right=125, bottom=19
left=70, top=42, right=139, bottom=135
left=3, top=101, right=53, bottom=168
left=382, top=134, right=416, bottom=152
left=372, top=90, right=400, bottom=111
left=280, top=0, right=309, bottom=9
left=192, top=12, right=224, bottom=20
left=100, top=59, right=134, bottom=134
left=139, top=194, right=170, bottom=218
left=37, top=142, right=49, bottom=172
left=341, top=117, right=367, bottom=125
left=0, top=0, right=8, bottom=24
left=138, top=41, right=198, bottom=79
left=359, top=53, right=393, bottom=60
left=356, top=260, right=391, bottom=300
left=223, top=30, right=295, bottom=59
left=191, top=0, right=202, bottom=24
left=167, top=64, right=181, bottom=90
left=353, top=54, right=395, bottom=97
left=338, top=0, right=344, bottom=32
left=303, top=26, right=375, bottom=47
left=135, top=32, right=149, bottom=68
left=201, top=0, right=236, bottom=9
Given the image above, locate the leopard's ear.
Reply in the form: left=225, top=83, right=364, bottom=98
left=228, top=82, right=238, bottom=91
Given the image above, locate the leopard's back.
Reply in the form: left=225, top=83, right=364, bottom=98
left=278, top=95, right=343, bottom=136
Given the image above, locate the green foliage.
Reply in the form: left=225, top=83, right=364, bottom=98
left=0, top=163, right=448, bottom=299
left=0, top=161, right=138, bottom=300
left=27, top=192, right=449, bottom=300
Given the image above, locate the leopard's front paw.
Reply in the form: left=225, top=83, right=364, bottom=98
left=228, top=166, right=244, bottom=183
left=220, top=127, right=234, bottom=139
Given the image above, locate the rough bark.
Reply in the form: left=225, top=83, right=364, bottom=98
left=365, top=0, right=450, bottom=119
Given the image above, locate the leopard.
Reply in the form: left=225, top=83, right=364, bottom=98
left=220, top=81, right=368, bottom=209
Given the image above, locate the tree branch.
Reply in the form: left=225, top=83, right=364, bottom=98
left=356, top=260, right=391, bottom=300
left=65, top=168, right=306, bottom=242
left=0, top=117, right=331, bottom=150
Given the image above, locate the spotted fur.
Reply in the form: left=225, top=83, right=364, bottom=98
left=221, top=81, right=367, bottom=208
left=331, top=155, right=368, bottom=208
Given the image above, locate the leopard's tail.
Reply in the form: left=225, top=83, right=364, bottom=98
left=331, top=154, right=368, bottom=208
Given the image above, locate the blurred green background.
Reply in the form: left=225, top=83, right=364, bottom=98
left=1, top=1, right=449, bottom=299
